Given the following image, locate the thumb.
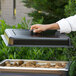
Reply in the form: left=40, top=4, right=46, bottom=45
left=33, top=29, right=41, bottom=33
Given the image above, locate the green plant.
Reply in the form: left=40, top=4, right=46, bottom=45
left=69, top=60, right=76, bottom=76
left=64, top=0, right=76, bottom=61
left=22, top=0, right=68, bottom=24
left=17, top=17, right=31, bottom=29
left=65, top=0, right=76, bottom=17
left=17, top=17, right=43, bottom=29
left=64, top=0, right=76, bottom=76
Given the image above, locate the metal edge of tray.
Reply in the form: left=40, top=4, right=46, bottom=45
left=0, top=59, right=70, bottom=71
left=1, top=35, right=73, bottom=48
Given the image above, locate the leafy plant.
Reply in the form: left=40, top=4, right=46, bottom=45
left=65, top=0, right=76, bottom=17
left=65, top=0, right=76, bottom=76
left=22, top=0, right=68, bottom=24
left=69, top=60, right=76, bottom=76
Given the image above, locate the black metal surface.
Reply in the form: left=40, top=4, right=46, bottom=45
left=1, top=29, right=72, bottom=47
left=1, top=35, right=73, bottom=47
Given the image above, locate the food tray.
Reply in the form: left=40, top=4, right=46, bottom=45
left=0, top=59, right=71, bottom=76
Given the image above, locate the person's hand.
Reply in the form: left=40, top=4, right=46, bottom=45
left=30, top=24, right=48, bottom=33
left=30, top=23, right=60, bottom=33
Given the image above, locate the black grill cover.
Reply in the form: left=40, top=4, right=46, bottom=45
left=1, top=29, right=72, bottom=47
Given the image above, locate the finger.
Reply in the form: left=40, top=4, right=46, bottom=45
left=33, top=29, right=41, bottom=33
left=31, top=24, right=41, bottom=30
left=31, top=25, right=38, bottom=29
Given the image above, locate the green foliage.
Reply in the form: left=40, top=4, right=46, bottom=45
left=65, top=0, right=76, bottom=76
left=22, top=0, right=68, bottom=24
left=17, top=17, right=31, bottom=29
left=69, top=60, right=76, bottom=76
left=64, top=0, right=76, bottom=61
left=65, top=0, right=76, bottom=17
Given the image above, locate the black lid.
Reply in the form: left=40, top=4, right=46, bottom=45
left=1, top=29, right=73, bottom=48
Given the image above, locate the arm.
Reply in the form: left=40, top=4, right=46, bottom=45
left=31, top=15, right=76, bottom=33
left=57, top=15, right=76, bottom=33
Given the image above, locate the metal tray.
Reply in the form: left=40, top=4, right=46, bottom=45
left=0, top=59, right=71, bottom=76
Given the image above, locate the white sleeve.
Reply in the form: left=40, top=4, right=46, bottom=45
left=57, top=15, right=76, bottom=33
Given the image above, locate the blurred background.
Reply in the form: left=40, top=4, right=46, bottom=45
left=0, top=0, right=33, bottom=25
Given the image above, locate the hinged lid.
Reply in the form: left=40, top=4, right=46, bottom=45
left=1, top=29, right=72, bottom=48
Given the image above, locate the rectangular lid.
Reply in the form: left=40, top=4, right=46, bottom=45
left=1, top=29, right=72, bottom=48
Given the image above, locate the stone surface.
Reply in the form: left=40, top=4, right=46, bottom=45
left=0, top=0, right=34, bottom=25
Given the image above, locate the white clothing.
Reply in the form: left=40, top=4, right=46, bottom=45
left=57, top=15, right=76, bottom=33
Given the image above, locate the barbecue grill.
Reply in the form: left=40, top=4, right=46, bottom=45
left=1, top=29, right=72, bottom=76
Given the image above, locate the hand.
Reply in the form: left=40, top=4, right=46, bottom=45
left=30, top=23, right=60, bottom=33
left=30, top=24, right=48, bottom=33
